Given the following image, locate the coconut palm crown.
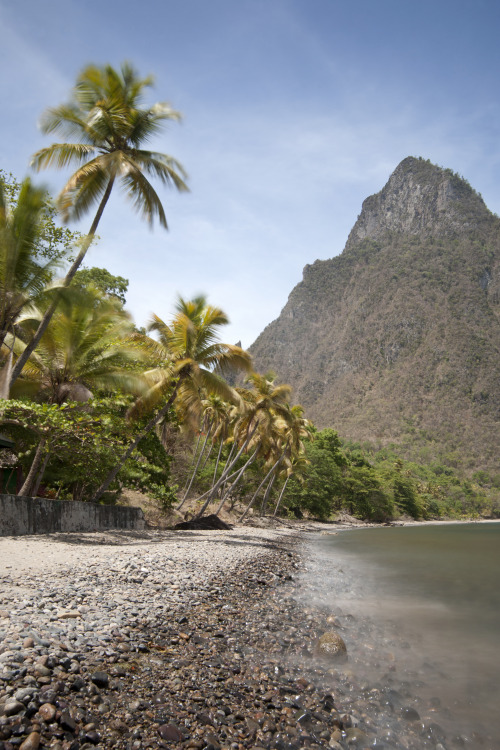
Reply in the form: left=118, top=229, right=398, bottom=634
left=31, top=62, right=188, bottom=229
left=13, top=285, right=145, bottom=404
left=130, top=296, right=251, bottom=423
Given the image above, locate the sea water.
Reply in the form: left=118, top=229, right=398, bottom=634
left=303, top=523, right=500, bottom=746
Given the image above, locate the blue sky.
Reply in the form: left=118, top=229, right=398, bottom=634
left=1, top=0, right=500, bottom=347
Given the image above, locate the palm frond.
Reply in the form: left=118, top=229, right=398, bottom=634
left=133, top=151, right=189, bottom=191
left=128, top=105, right=182, bottom=147
left=57, top=156, right=111, bottom=222
left=39, top=104, right=92, bottom=141
left=31, top=143, right=96, bottom=172
left=119, top=156, right=167, bottom=227
left=127, top=374, right=175, bottom=419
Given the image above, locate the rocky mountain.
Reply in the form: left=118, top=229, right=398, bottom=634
left=250, top=157, right=500, bottom=474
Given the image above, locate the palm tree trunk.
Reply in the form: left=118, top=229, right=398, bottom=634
left=181, top=430, right=203, bottom=495
left=212, top=435, right=225, bottom=486
left=9, top=177, right=115, bottom=388
left=196, top=446, right=259, bottom=518
left=0, top=348, right=13, bottom=399
left=194, top=423, right=259, bottom=508
left=273, top=475, right=291, bottom=516
left=177, top=424, right=213, bottom=510
left=199, top=439, right=215, bottom=473
left=18, top=437, right=47, bottom=497
left=214, top=449, right=259, bottom=516
left=73, top=482, right=84, bottom=502
left=224, top=439, right=237, bottom=471
left=0, top=329, right=16, bottom=399
left=91, top=382, right=178, bottom=503
left=215, top=422, right=258, bottom=489
left=260, top=472, right=277, bottom=516
left=32, top=450, right=51, bottom=498
left=218, top=438, right=236, bottom=498
left=239, top=452, right=286, bottom=522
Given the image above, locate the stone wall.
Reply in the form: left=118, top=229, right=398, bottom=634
left=0, top=494, right=145, bottom=536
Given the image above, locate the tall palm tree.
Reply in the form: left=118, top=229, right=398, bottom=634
left=10, top=62, right=188, bottom=388
left=91, top=295, right=252, bottom=503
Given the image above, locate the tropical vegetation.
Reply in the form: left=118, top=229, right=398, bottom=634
left=0, top=66, right=498, bottom=524
left=10, top=62, right=188, bottom=389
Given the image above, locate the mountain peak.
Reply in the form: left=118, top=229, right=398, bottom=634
left=346, top=156, right=489, bottom=249
left=250, top=156, right=500, bottom=475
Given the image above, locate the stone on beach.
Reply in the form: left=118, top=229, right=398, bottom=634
left=316, top=631, right=348, bottom=662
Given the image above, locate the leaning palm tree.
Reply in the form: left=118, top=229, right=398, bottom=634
left=239, top=403, right=311, bottom=521
left=195, top=373, right=292, bottom=517
left=91, top=295, right=252, bottom=503
left=273, top=452, right=310, bottom=517
left=178, top=394, right=230, bottom=508
left=10, top=62, right=188, bottom=388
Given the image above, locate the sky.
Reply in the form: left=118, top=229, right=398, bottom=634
left=1, top=0, right=500, bottom=347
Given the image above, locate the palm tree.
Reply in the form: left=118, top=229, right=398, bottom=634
left=10, top=62, right=188, bottom=388
left=273, top=452, right=310, bottom=517
left=196, top=373, right=292, bottom=517
left=91, top=295, right=252, bottom=503
left=15, top=286, right=142, bottom=404
left=239, top=404, right=311, bottom=521
left=12, top=286, right=145, bottom=496
left=177, top=394, right=230, bottom=509
left=0, top=177, right=63, bottom=395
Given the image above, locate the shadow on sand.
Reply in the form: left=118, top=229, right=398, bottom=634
left=39, top=528, right=296, bottom=554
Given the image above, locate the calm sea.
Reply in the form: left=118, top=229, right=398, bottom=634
left=303, top=523, right=500, bottom=746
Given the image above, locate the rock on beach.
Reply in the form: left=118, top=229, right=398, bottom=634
left=316, top=631, right=348, bottom=662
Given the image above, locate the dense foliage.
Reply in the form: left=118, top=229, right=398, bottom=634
left=0, top=398, right=176, bottom=505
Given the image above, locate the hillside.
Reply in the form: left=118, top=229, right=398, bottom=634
left=250, top=157, right=500, bottom=474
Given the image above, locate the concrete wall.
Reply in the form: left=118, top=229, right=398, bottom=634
left=0, top=494, right=145, bottom=536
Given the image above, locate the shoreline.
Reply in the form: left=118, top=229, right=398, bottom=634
left=0, top=524, right=494, bottom=749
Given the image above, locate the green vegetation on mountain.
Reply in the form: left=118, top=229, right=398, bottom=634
left=250, top=157, right=500, bottom=480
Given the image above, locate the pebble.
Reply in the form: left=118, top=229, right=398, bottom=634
left=19, top=731, right=40, bottom=749
left=38, top=703, right=56, bottom=721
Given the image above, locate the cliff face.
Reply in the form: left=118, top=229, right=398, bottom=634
left=250, top=157, right=500, bottom=473
left=345, top=156, right=488, bottom=245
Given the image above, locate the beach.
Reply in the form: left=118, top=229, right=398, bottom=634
left=0, top=525, right=478, bottom=749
